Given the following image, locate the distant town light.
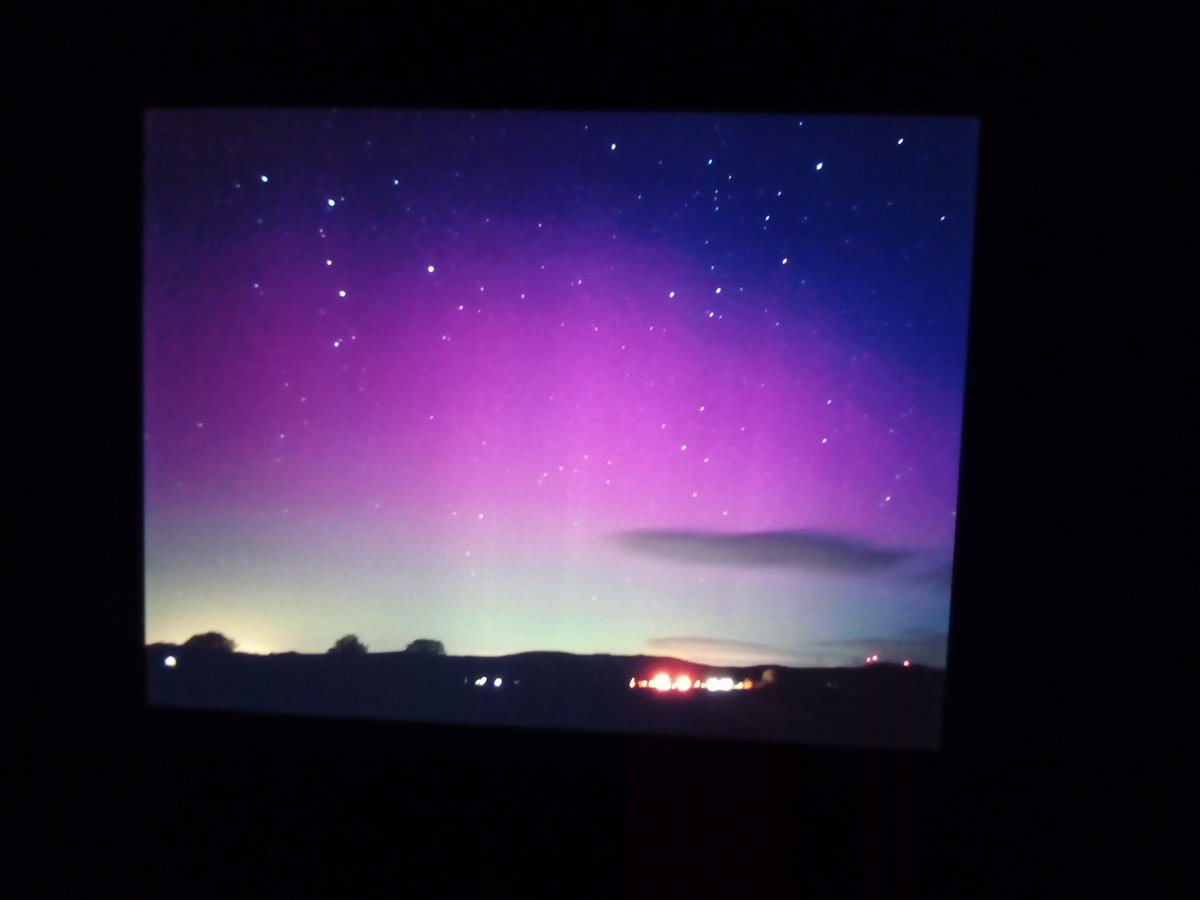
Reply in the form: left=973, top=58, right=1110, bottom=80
left=164, top=656, right=176, bottom=667
left=650, top=672, right=673, bottom=691
left=493, top=677, right=503, bottom=687
left=474, top=676, right=487, bottom=686
left=674, top=674, right=692, bottom=691
left=903, top=660, right=911, bottom=667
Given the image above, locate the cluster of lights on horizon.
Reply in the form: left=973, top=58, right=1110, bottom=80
left=631, top=673, right=756, bottom=692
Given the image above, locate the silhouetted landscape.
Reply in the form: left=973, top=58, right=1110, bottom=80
left=146, top=642, right=944, bottom=749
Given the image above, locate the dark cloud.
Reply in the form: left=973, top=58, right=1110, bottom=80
left=644, top=637, right=805, bottom=667
left=611, top=529, right=910, bottom=573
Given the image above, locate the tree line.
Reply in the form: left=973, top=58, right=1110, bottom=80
left=164, top=632, right=445, bottom=656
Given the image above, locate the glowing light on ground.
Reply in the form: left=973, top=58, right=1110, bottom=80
left=903, top=660, right=911, bottom=667
left=474, top=676, right=487, bottom=686
left=164, top=656, right=176, bottom=667
left=628, top=674, right=756, bottom=692
left=493, top=677, right=503, bottom=687
left=649, top=672, right=673, bottom=691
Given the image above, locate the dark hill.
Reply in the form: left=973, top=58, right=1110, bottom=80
left=145, top=646, right=943, bottom=749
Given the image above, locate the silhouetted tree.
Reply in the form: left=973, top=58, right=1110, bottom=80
left=404, top=639, right=445, bottom=655
left=328, top=634, right=368, bottom=655
left=182, top=632, right=236, bottom=654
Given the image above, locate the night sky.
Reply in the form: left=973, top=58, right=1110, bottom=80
left=143, top=109, right=977, bottom=667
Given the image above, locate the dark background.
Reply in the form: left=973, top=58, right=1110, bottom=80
left=18, top=2, right=1189, bottom=896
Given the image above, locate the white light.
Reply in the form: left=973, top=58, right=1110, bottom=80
left=164, top=656, right=176, bottom=667
left=494, top=677, right=502, bottom=687
left=427, top=265, right=435, bottom=273
left=610, top=143, right=616, bottom=150
left=260, top=175, right=268, bottom=183
left=816, top=162, right=824, bottom=171
left=475, top=676, right=487, bottom=686
left=338, top=290, right=346, bottom=298
left=325, top=259, right=332, bottom=266
left=668, top=291, right=675, bottom=298
left=781, top=257, right=788, bottom=265
left=897, top=138, right=904, bottom=145
left=327, top=198, right=336, bottom=207
left=903, top=660, right=911, bottom=667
